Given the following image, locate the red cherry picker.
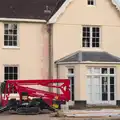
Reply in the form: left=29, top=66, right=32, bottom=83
left=0, top=79, right=70, bottom=114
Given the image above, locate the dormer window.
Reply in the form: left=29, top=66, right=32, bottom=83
left=88, top=0, right=95, bottom=5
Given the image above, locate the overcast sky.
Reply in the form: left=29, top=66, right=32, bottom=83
left=116, top=0, right=120, bottom=3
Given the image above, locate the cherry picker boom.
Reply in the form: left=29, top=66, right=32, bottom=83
left=0, top=79, right=70, bottom=114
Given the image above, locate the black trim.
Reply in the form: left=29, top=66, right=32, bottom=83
left=74, top=100, right=86, bottom=109
left=116, top=100, right=120, bottom=106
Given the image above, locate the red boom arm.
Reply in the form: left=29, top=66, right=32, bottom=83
left=1, top=79, right=70, bottom=107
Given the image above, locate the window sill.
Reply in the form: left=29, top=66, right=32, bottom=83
left=2, top=46, right=20, bottom=50
left=81, top=48, right=103, bottom=51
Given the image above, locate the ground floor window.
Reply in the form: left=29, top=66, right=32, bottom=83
left=67, top=68, right=75, bottom=101
left=4, top=66, right=18, bottom=81
left=4, top=65, right=18, bottom=93
left=87, top=67, right=116, bottom=104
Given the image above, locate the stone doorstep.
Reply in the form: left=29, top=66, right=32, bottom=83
left=51, top=117, right=120, bottom=120
left=69, top=105, right=120, bottom=110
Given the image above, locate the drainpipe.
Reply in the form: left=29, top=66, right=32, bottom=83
left=48, top=24, right=53, bottom=92
left=56, top=63, right=59, bottom=94
left=56, top=64, right=59, bottom=79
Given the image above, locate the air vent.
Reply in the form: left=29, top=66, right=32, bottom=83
left=44, top=6, right=52, bottom=14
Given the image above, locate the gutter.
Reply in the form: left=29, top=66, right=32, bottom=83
left=56, top=64, right=59, bottom=94
left=0, top=18, right=46, bottom=23
left=55, top=61, right=120, bottom=65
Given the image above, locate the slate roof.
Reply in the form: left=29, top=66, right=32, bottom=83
left=55, top=51, right=120, bottom=63
left=0, top=0, right=65, bottom=20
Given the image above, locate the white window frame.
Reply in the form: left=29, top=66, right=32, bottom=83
left=87, top=67, right=116, bottom=76
left=86, top=67, right=116, bottom=105
left=3, top=23, right=19, bottom=48
left=82, top=26, right=101, bottom=48
left=87, top=0, right=95, bottom=6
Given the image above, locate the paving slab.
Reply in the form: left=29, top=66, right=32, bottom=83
left=62, top=109, right=120, bottom=119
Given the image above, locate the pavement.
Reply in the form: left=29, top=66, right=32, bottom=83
left=1, top=109, right=120, bottom=120
left=62, top=109, right=120, bottom=119
left=0, top=113, right=120, bottom=120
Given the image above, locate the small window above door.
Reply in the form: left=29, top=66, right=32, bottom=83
left=88, top=0, right=95, bottom=6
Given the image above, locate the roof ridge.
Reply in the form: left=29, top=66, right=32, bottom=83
left=55, top=50, right=81, bottom=63
left=48, top=0, right=73, bottom=23
left=104, top=51, right=120, bottom=61
left=78, top=51, right=82, bottom=62
left=111, top=0, right=120, bottom=11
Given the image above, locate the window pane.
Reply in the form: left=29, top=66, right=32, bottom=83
left=93, top=68, right=100, bottom=74
left=5, top=30, right=8, bottom=34
left=71, top=77, right=74, bottom=85
left=87, top=68, right=92, bottom=74
left=9, top=41, right=13, bottom=46
left=4, top=35, right=8, bottom=40
left=110, top=93, right=114, bottom=101
left=4, top=41, right=8, bottom=46
left=8, top=29, right=13, bottom=34
left=88, top=0, right=94, bottom=5
left=14, top=67, right=18, bottom=73
left=5, top=67, right=9, bottom=73
left=13, top=36, right=17, bottom=40
left=83, top=38, right=90, bottom=47
left=96, top=42, right=99, bottom=47
left=88, top=0, right=91, bottom=5
left=13, top=24, right=17, bottom=29
left=4, top=74, right=9, bottom=80
left=14, top=74, right=18, bottom=79
left=9, top=67, right=14, bottom=73
left=4, top=24, right=8, bottom=29
left=110, top=85, right=114, bottom=92
left=110, top=77, right=114, bottom=84
left=9, top=74, right=13, bottom=79
left=13, top=30, right=17, bottom=34
left=101, top=68, right=107, bottom=74
left=68, top=68, right=74, bottom=74
left=102, top=93, right=108, bottom=101
left=96, top=33, right=99, bottom=37
left=91, top=1, right=94, bottom=5
left=13, top=40, right=17, bottom=46
left=110, top=68, right=114, bottom=74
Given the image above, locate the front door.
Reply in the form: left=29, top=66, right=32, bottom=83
left=101, top=76, right=115, bottom=104
left=87, top=67, right=116, bottom=105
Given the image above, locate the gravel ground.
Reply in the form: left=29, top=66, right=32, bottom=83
left=0, top=110, right=120, bottom=120
left=0, top=114, right=52, bottom=120
left=0, top=113, right=120, bottom=120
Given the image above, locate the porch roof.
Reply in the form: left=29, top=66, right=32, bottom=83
left=55, top=51, right=120, bottom=64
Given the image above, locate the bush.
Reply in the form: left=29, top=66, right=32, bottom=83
left=0, top=82, right=6, bottom=93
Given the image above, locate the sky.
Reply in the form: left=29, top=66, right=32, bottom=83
left=116, top=0, right=120, bottom=3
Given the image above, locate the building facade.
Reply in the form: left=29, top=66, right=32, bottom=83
left=49, top=0, right=120, bottom=107
left=0, top=0, right=120, bottom=107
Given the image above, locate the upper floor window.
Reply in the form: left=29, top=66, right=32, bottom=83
left=82, top=26, right=100, bottom=48
left=88, top=0, right=95, bottom=5
left=4, top=23, right=18, bottom=47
